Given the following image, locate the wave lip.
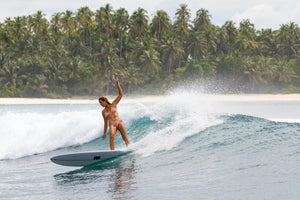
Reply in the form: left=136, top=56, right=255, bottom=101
left=269, top=118, right=300, bottom=123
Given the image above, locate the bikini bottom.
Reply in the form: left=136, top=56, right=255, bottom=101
left=111, top=120, right=122, bottom=128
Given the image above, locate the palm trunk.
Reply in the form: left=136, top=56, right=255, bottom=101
left=106, top=76, right=110, bottom=94
left=89, top=26, right=93, bottom=63
left=120, top=31, right=123, bottom=58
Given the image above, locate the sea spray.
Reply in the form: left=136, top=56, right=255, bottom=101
left=129, top=91, right=224, bottom=156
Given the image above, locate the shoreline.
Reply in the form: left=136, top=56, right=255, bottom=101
left=0, top=94, right=300, bottom=104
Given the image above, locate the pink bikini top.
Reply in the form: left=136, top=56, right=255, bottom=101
left=105, top=107, right=116, bottom=118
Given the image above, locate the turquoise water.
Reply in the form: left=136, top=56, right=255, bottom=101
left=0, top=93, right=299, bottom=200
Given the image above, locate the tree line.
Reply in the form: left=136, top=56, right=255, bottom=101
left=0, top=4, right=299, bottom=97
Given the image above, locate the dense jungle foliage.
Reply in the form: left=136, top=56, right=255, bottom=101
left=0, top=4, right=299, bottom=97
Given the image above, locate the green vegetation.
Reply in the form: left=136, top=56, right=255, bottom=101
left=0, top=4, right=299, bottom=97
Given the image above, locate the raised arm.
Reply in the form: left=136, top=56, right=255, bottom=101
left=112, top=77, right=123, bottom=105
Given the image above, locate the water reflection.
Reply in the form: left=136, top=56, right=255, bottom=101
left=108, top=160, right=137, bottom=200
left=53, top=156, right=137, bottom=200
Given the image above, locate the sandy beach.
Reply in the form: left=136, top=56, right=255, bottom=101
left=0, top=94, right=300, bottom=104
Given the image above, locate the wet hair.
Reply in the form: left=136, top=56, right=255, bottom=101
left=99, top=96, right=111, bottom=105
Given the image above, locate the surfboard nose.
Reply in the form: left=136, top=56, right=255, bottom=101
left=50, top=156, right=59, bottom=165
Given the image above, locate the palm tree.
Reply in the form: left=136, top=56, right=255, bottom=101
left=138, top=38, right=161, bottom=77
left=2, top=18, right=15, bottom=49
left=130, top=7, right=149, bottom=40
left=216, top=26, right=229, bottom=56
left=173, top=4, right=191, bottom=66
left=113, top=8, right=129, bottom=58
left=13, top=16, right=27, bottom=40
left=223, top=21, right=238, bottom=55
left=61, top=10, right=74, bottom=50
left=76, top=7, right=94, bottom=63
left=193, top=8, right=211, bottom=32
left=9, top=16, right=28, bottom=57
left=204, top=25, right=218, bottom=55
left=188, top=9, right=215, bottom=60
left=256, top=28, right=278, bottom=56
left=275, top=58, right=298, bottom=83
left=150, top=10, right=170, bottom=42
left=32, top=11, right=48, bottom=54
left=95, top=4, right=113, bottom=39
left=278, top=22, right=299, bottom=59
left=63, top=55, right=84, bottom=88
left=235, top=35, right=258, bottom=55
left=239, top=19, right=256, bottom=40
left=173, top=4, right=191, bottom=45
left=161, top=38, right=184, bottom=76
left=24, top=74, right=48, bottom=97
left=125, top=64, right=142, bottom=93
left=243, top=57, right=272, bottom=91
left=188, top=30, right=207, bottom=61
left=0, top=60, right=22, bottom=96
left=100, top=40, right=122, bottom=93
left=50, top=13, right=62, bottom=35
left=44, top=51, right=64, bottom=88
left=236, top=19, right=257, bottom=55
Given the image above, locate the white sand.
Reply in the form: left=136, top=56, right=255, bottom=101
left=0, top=95, right=164, bottom=104
left=0, top=94, right=300, bottom=104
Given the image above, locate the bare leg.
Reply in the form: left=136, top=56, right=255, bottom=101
left=118, top=121, right=130, bottom=146
left=109, top=125, right=117, bottom=150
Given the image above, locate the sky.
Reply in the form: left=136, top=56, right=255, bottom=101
left=0, top=0, right=299, bottom=30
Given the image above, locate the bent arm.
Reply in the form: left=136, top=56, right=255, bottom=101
left=112, top=77, right=123, bottom=105
left=102, top=111, right=108, bottom=140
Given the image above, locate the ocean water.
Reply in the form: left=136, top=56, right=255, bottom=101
left=0, top=92, right=299, bottom=200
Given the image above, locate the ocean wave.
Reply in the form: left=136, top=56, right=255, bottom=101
left=0, top=110, right=100, bottom=160
left=1, top=92, right=299, bottom=160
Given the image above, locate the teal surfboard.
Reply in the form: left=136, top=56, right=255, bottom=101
left=50, top=150, right=129, bottom=167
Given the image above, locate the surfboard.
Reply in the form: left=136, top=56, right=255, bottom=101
left=50, top=150, right=129, bottom=167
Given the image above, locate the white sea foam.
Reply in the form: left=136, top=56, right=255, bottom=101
left=0, top=110, right=101, bottom=160
left=0, top=102, right=158, bottom=160
left=130, top=91, right=224, bottom=157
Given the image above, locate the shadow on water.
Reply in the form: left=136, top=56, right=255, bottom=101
left=53, top=153, right=138, bottom=200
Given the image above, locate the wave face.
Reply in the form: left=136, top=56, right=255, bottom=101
left=0, top=92, right=299, bottom=161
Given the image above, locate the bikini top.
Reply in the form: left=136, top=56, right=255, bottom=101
left=104, top=107, right=116, bottom=118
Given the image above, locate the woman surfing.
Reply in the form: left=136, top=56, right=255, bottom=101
left=99, top=78, right=130, bottom=150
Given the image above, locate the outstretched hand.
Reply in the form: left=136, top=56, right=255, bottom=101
left=116, top=77, right=121, bottom=86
